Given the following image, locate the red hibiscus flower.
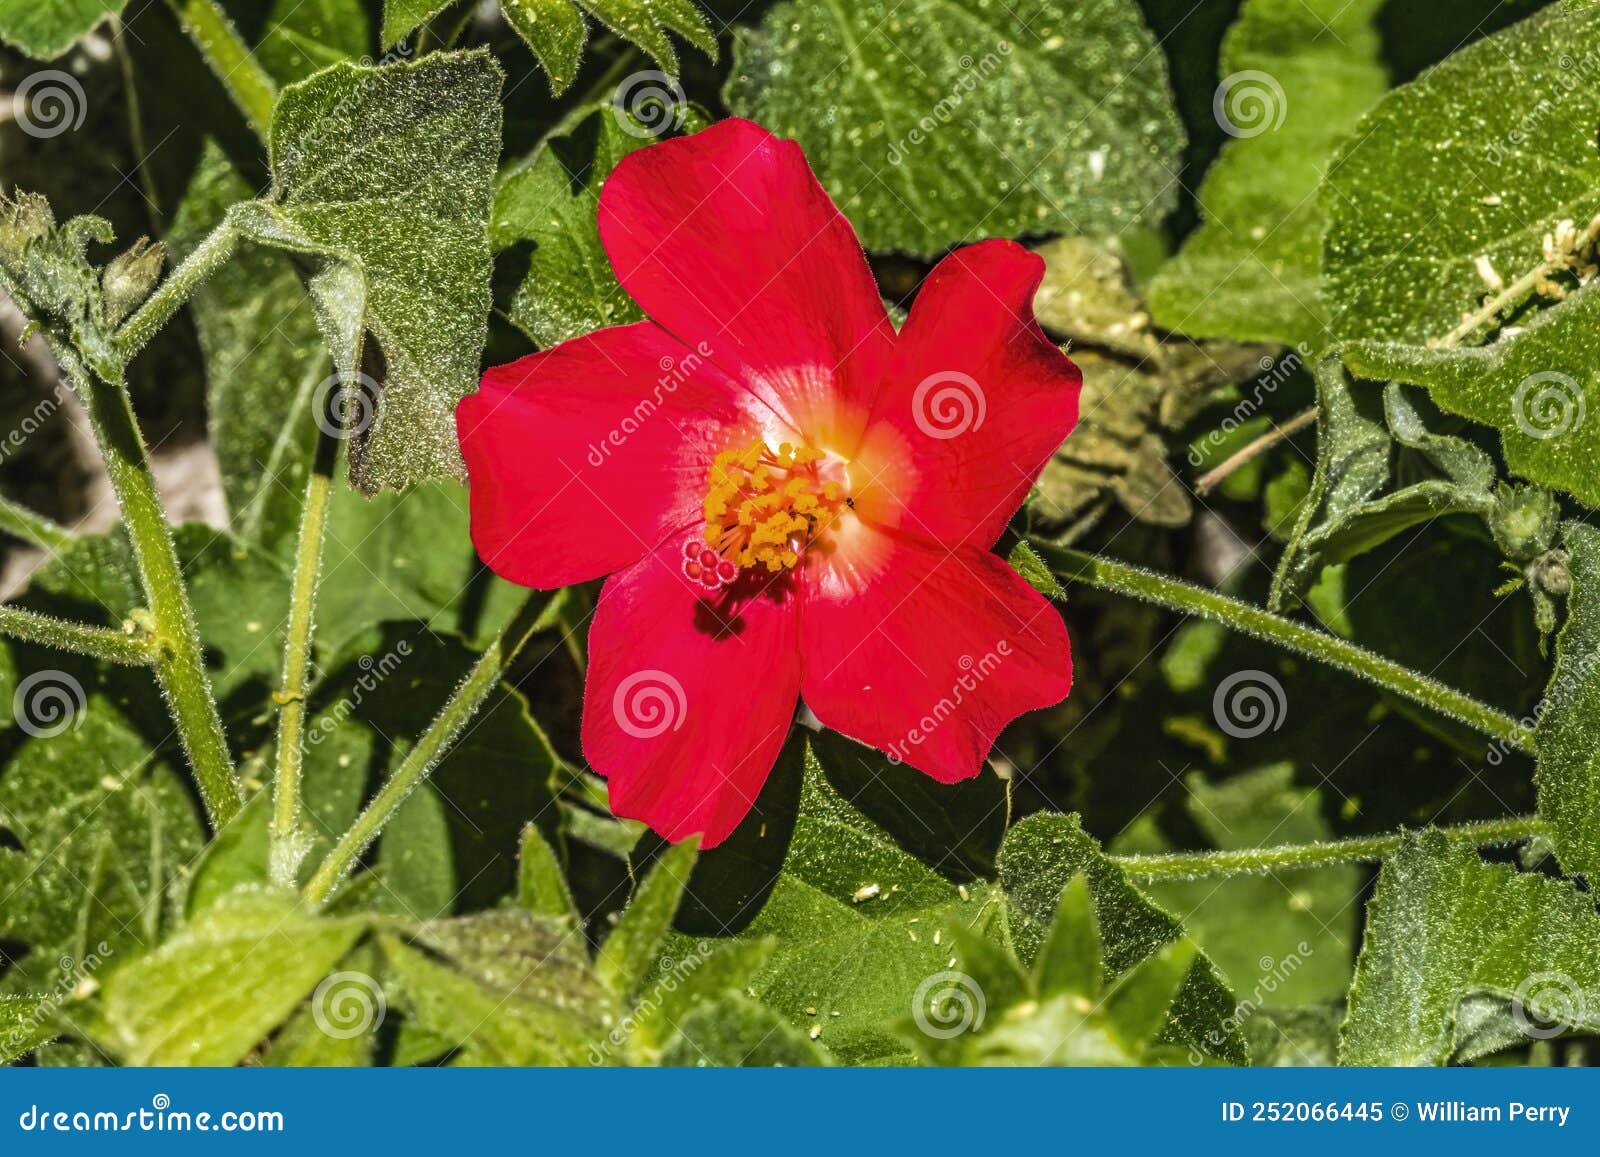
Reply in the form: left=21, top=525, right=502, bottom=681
left=457, top=118, right=1081, bottom=848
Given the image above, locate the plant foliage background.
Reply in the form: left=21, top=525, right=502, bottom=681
left=0, top=0, right=1597, bottom=1068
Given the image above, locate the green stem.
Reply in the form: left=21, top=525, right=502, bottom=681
left=0, top=604, right=153, bottom=666
left=115, top=220, right=238, bottom=363
left=269, top=432, right=340, bottom=887
left=1112, top=815, right=1548, bottom=880
left=1035, top=542, right=1534, bottom=753
left=164, top=0, right=277, bottom=142
left=303, top=592, right=548, bottom=904
left=52, top=341, right=240, bottom=827
left=0, top=494, right=73, bottom=554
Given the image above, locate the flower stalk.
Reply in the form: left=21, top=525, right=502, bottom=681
left=51, top=340, right=241, bottom=826
left=1034, top=542, right=1534, bottom=754
left=303, top=591, right=553, bottom=904
left=1112, top=814, right=1547, bottom=880
left=268, top=427, right=342, bottom=887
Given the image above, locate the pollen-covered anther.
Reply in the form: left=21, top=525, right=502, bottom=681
left=698, top=438, right=847, bottom=576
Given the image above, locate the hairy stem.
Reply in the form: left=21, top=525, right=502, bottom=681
left=53, top=341, right=241, bottom=826
left=115, top=220, right=239, bottom=363
left=269, top=432, right=340, bottom=887
left=0, top=494, right=74, bottom=554
left=0, top=604, right=154, bottom=666
left=164, top=0, right=277, bottom=142
left=1035, top=542, right=1534, bottom=753
left=1112, top=814, right=1547, bottom=880
left=303, top=592, right=550, bottom=904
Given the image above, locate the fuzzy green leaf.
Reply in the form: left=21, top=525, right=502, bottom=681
left=1323, top=3, right=1600, bottom=346
left=1346, top=283, right=1600, bottom=507
left=998, top=812, right=1248, bottom=1062
left=0, top=695, right=206, bottom=999
left=1341, top=832, right=1600, bottom=1065
left=1148, top=0, right=1386, bottom=348
left=726, top=0, right=1184, bottom=256
left=492, top=106, right=649, bottom=346
left=99, top=889, right=365, bottom=1066
left=1535, top=521, right=1600, bottom=878
left=0, top=0, right=123, bottom=60
left=597, top=839, right=699, bottom=999
left=238, top=51, right=501, bottom=492
left=170, top=144, right=328, bottom=555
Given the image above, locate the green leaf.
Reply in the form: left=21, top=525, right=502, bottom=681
left=1322, top=3, right=1600, bottom=346
left=99, top=889, right=365, bottom=1066
left=659, top=993, right=829, bottom=1066
left=501, top=0, right=586, bottom=90
left=23, top=524, right=291, bottom=703
left=998, top=812, right=1248, bottom=1062
left=384, top=0, right=713, bottom=93
left=256, top=0, right=371, bottom=86
left=381, top=909, right=615, bottom=1064
left=1341, top=832, right=1600, bottom=1065
left=1346, top=283, right=1600, bottom=507
left=170, top=143, right=328, bottom=555
left=518, top=823, right=580, bottom=921
left=302, top=628, right=561, bottom=915
left=1120, top=765, right=1360, bottom=1006
left=237, top=50, right=501, bottom=492
left=1148, top=0, right=1386, bottom=348
left=315, top=480, right=524, bottom=657
left=725, top=0, right=1184, bottom=256
left=701, top=739, right=1000, bottom=1064
left=1007, top=539, right=1066, bottom=601
left=0, top=0, right=123, bottom=60
left=1268, top=358, right=1390, bottom=610
left=1535, top=521, right=1600, bottom=878
left=0, top=695, right=206, bottom=997
left=597, top=839, right=699, bottom=998
left=0, top=996, right=56, bottom=1063
left=899, top=870, right=1202, bottom=1065
left=492, top=106, right=649, bottom=346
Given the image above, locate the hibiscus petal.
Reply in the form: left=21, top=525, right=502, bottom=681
left=582, top=543, right=803, bottom=847
left=865, top=239, right=1082, bottom=548
left=458, top=322, right=759, bottom=589
left=598, top=118, right=895, bottom=437
left=801, top=529, right=1071, bottom=782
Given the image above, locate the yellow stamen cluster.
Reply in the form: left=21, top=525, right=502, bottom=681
left=702, top=439, right=846, bottom=572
